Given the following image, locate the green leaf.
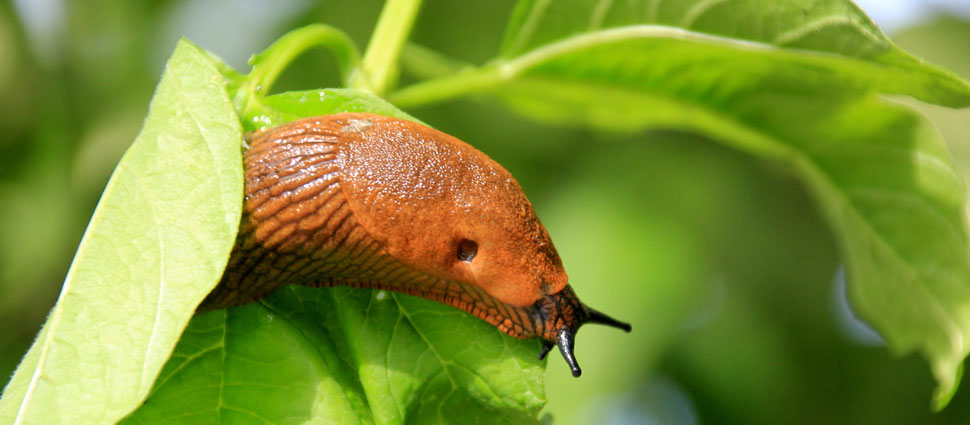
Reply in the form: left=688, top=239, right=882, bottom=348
left=0, top=39, right=243, bottom=425
left=122, top=287, right=545, bottom=425
left=240, top=88, right=420, bottom=132
left=498, top=0, right=969, bottom=106
left=391, top=0, right=970, bottom=409
left=122, top=88, right=546, bottom=424
left=777, top=95, right=970, bottom=410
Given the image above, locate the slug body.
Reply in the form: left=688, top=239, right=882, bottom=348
left=203, top=113, right=630, bottom=376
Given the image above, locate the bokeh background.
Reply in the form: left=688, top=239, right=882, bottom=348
left=3, top=1, right=970, bottom=424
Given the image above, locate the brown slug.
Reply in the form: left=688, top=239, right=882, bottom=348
left=201, top=113, right=631, bottom=376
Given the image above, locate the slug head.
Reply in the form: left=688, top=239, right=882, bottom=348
left=530, top=286, right=632, bottom=377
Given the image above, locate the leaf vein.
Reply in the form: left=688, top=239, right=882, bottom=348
left=772, top=14, right=887, bottom=47
left=679, top=0, right=729, bottom=28
left=393, top=295, right=457, bottom=387
left=588, top=0, right=614, bottom=31
left=506, top=0, right=554, bottom=55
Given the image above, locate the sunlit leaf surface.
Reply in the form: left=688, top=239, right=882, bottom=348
left=0, top=40, right=243, bottom=424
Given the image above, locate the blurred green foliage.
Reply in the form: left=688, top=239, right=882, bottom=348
left=2, top=1, right=970, bottom=424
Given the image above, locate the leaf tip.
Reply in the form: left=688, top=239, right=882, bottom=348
left=931, top=362, right=963, bottom=411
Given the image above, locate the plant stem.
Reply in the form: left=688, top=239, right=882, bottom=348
left=388, top=68, right=502, bottom=108
left=248, top=25, right=359, bottom=94
left=399, top=44, right=472, bottom=80
left=351, top=0, right=424, bottom=95
left=236, top=24, right=359, bottom=116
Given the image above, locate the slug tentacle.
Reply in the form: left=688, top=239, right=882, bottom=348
left=587, top=307, right=634, bottom=332
left=202, top=113, right=631, bottom=376
left=527, top=285, right=632, bottom=376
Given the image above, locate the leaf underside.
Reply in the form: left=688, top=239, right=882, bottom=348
left=475, top=0, right=970, bottom=409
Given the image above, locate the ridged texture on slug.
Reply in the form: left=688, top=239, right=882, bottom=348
left=202, top=113, right=570, bottom=339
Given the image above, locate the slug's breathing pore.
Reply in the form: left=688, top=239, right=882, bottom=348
left=202, top=113, right=631, bottom=376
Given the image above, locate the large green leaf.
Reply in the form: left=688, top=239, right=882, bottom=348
left=498, top=0, right=968, bottom=106
left=0, top=40, right=243, bottom=424
left=121, top=88, right=546, bottom=425
left=501, top=0, right=888, bottom=57
left=391, top=0, right=970, bottom=409
left=121, top=287, right=544, bottom=425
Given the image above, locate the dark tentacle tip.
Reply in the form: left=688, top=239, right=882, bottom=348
left=533, top=291, right=632, bottom=376
left=586, top=307, right=632, bottom=333
left=538, top=341, right=554, bottom=360
left=570, top=365, right=582, bottom=377
left=556, top=329, right=582, bottom=377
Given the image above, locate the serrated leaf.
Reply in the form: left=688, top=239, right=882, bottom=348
left=122, top=88, right=546, bottom=424
left=0, top=39, right=243, bottom=424
left=391, top=0, right=970, bottom=409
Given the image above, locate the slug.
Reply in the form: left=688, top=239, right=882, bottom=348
left=202, top=113, right=631, bottom=376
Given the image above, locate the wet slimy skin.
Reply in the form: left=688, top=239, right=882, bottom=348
left=202, top=113, right=631, bottom=376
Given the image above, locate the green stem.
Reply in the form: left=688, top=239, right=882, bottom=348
left=400, top=43, right=473, bottom=80
left=237, top=24, right=359, bottom=115
left=388, top=68, right=502, bottom=108
left=351, top=0, right=424, bottom=95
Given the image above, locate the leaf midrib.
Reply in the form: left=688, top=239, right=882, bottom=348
left=503, top=0, right=888, bottom=58
left=394, top=23, right=968, bottom=109
left=498, top=25, right=913, bottom=78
